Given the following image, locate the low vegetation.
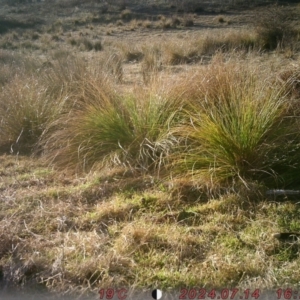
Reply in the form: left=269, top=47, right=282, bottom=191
left=1, top=0, right=300, bottom=298
left=169, top=61, right=300, bottom=190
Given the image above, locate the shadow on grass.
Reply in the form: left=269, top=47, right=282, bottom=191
left=0, top=16, right=43, bottom=34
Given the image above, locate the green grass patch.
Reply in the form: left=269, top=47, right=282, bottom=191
left=170, top=61, right=300, bottom=190
left=0, top=76, right=66, bottom=154
left=41, top=77, right=182, bottom=173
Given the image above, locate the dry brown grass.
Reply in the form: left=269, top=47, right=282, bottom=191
left=141, top=47, right=163, bottom=84
left=101, top=52, right=124, bottom=82
left=120, top=9, right=132, bottom=21
left=1, top=153, right=299, bottom=295
left=181, top=14, right=194, bottom=27
left=255, top=4, right=299, bottom=50
left=215, top=15, right=225, bottom=23
left=1, top=2, right=300, bottom=297
left=142, top=20, right=152, bottom=28
left=116, top=42, right=143, bottom=62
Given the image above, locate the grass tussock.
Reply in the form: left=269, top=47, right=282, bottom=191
left=99, top=52, right=123, bottom=83
left=157, top=16, right=175, bottom=29
left=181, top=14, right=194, bottom=27
left=161, top=30, right=256, bottom=65
left=40, top=76, right=182, bottom=174
left=142, top=20, right=152, bottom=28
left=199, top=30, right=256, bottom=55
left=169, top=60, right=300, bottom=190
left=117, top=42, right=144, bottom=62
left=216, top=15, right=225, bottom=23
left=0, top=53, right=102, bottom=155
left=38, top=54, right=90, bottom=98
left=141, top=47, right=163, bottom=84
left=0, top=50, right=22, bottom=86
left=163, top=40, right=199, bottom=65
left=255, top=5, right=299, bottom=50
left=0, top=76, right=65, bottom=154
left=68, top=37, right=102, bottom=51
left=120, top=9, right=132, bottom=21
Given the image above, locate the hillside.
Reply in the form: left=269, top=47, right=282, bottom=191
left=1, top=1, right=300, bottom=299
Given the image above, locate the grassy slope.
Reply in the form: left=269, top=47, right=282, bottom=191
left=1, top=155, right=300, bottom=296
left=0, top=0, right=300, bottom=298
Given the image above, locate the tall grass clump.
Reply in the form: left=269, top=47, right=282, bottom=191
left=117, top=42, right=143, bottom=62
left=0, top=76, right=66, bottom=154
left=120, top=9, right=132, bottom=21
left=0, top=50, right=42, bottom=86
left=141, top=47, right=163, bottom=84
left=39, top=54, right=90, bottom=100
left=161, top=30, right=256, bottom=66
left=170, top=61, right=300, bottom=190
left=0, top=54, right=93, bottom=155
left=199, top=30, right=256, bottom=56
left=163, top=40, right=199, bottom=65
left=41, top=77, right=182, bottom=174
left=181, top=14, right=194, bottom=27
left=255, top=5, right=299, bottom=50
left=97, top=52, right=123, bottom=83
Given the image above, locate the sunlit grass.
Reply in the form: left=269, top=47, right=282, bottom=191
left=41, top=76, right=182, bottom=173
left=170, top=61, right=300, bottom=189
left=0, top=76, right=66, bottom=154
left=1, top=2, right=300, bottom=294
